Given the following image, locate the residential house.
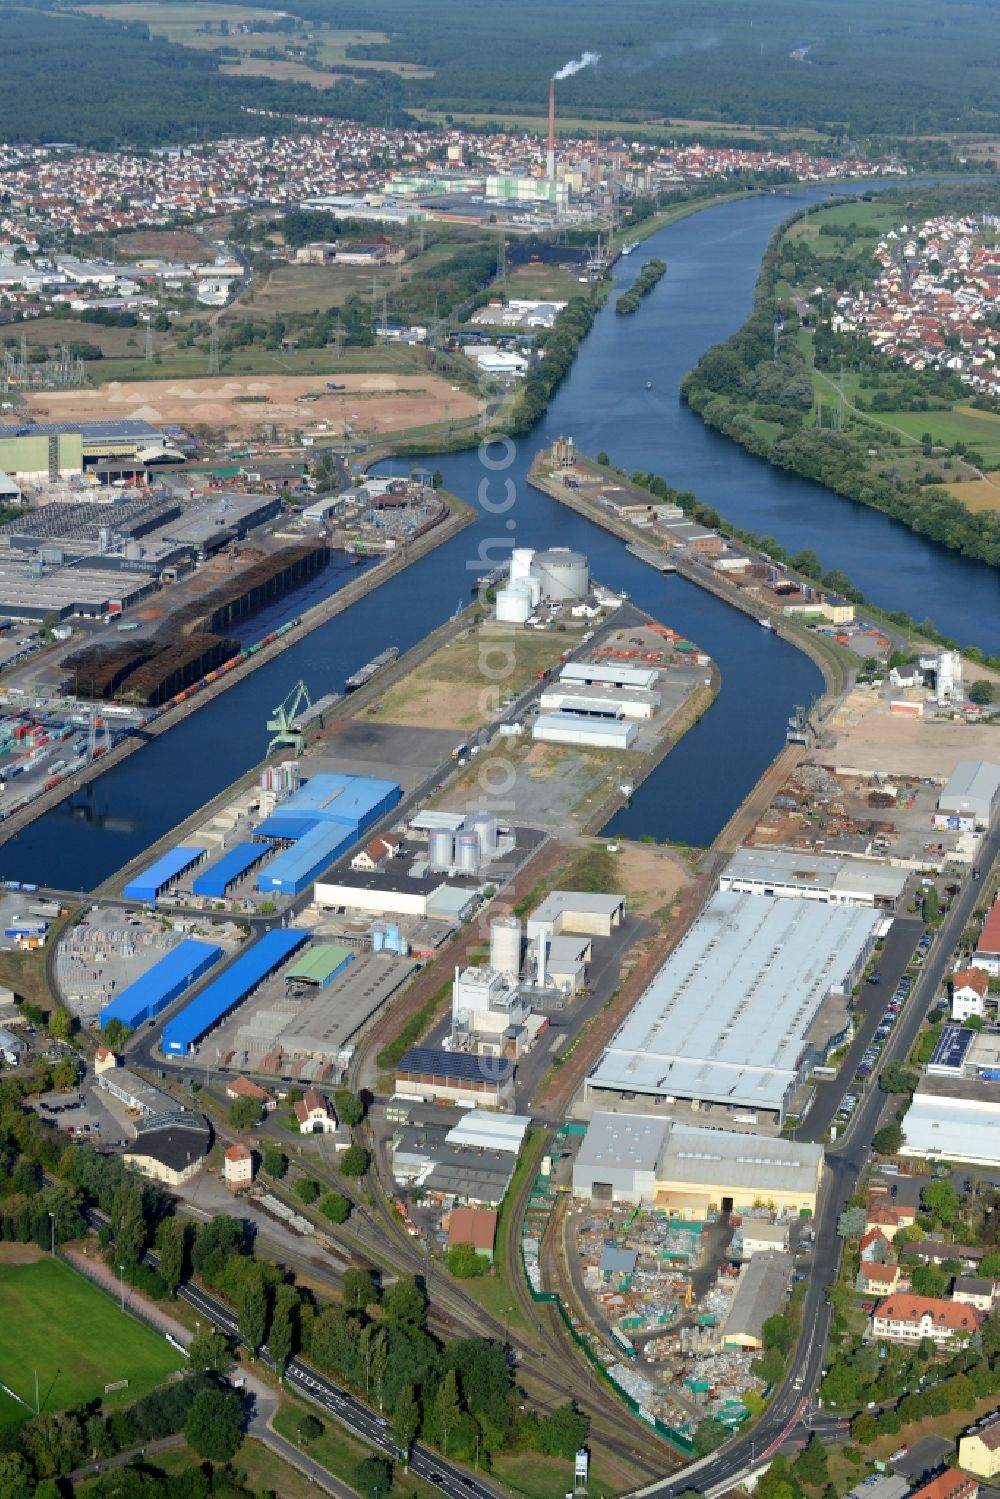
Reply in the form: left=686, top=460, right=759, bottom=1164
left=857, top=1261, right=901, bottom=1297
left=223, top=1143, right=255, bottom=1192
left=860, top=1227, right=893, bottom=1264
left=904, top=1240, right=985, bottom=1270
left=975, top=902, right=1000, bottom=978
left=866, top=1201, right=917, bottom=1241
left=959, top=1413, right=1000, bottom=1480
left=94, top=1044, right=118, bottom=1075
left=953, top=968, right=991, bottom=1023
left=953, top=1277, right=997, bottom=1313
left=350, top=834, right=402, bottom=873
left=294, top=1088, right=338, bottom=1135
left=909, top=1473, right=978, bottom=1499
left=870, top=1293, right=981, bottom=1347
left=225, top=1076, right=276, bottom=1112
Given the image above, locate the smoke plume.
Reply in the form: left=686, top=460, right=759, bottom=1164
left=552, top=51, right=600, bottom=81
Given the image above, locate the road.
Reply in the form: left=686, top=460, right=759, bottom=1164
left=633, top=817, right=1000, bottom=1498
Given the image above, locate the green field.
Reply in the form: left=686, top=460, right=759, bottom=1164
left=0, top=1257, right=183, bottom=1423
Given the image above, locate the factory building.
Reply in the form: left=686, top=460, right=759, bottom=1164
left=586, top=890, right=879, bottom=1121
left=161, top=928, right=308, bottom=1055
left=572, top=1113, right=823, bottom=1217
left=0, top=418, right=181, bottom=481
left=719, top=847, right=908, bottom=911
left=122, top=845, right=207, bottom=903
left=934, top=761, right=1000, bottom=831
left=394, top=1044, right=515, bottom=1108
left=97, top=1066, right=175, bottom=1119
left=901, top=1074, right=1000, bottom=1166
left=720, top=1252, right=795, bottom=1351
left=254, top=772, right=402, bottom=896
left=559, top=661, right=659, bottom=692
left=539, top=684, right=660, bottom=720
left=531, top=713, right=637, bottom=750
left=527, top=891, right=626, bottom=941
left=314, top=872, right=479, bottom=921
left=391, top=1104, right=530, bottom=1204
left=99, top=938, right=222, bottom=1031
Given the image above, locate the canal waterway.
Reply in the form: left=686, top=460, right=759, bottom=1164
left=7, top=186, right=998, bottom=887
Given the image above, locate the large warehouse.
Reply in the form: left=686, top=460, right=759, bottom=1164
left=0, top=418, right=180, bottom=481
left=901, top=1075, right=1000, bottom=1166
left=99, top=938, right=222, bottom=1031
left=161, top=928, right=308, bottom=1055
left=572, top=1114, right=823, bottom=1216
left=934, top=761, right=1000, bottom=831
left=719, top=847, right=908, bottom=911
left=254, top=772, right=402, bottom=896
left=123, top=845, right=206, bottom=903
left=586, top=890, right=880, bottom=1121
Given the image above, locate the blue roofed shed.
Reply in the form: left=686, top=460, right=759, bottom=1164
left=257, top=822, right=354, bottom=896
left=123, top=846, right=206, bottom=902
left=161, top=929, right=308, bottom=1055
left=99, top=938, right=222, bottom=1031
left=193, top=841, right=273, bottom=898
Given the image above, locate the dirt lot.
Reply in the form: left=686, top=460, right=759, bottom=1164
left=816, top=681, right=1000, bottom=779
left=25, top=372, right=478, bottom=437
left=613, top=840, right=693, bottom=918
left=376, top=622, right=585, bottom=732
left=0, top=1243, right=43, bottom=1264
left=114, top=229, right=216, bottom=261
left=945, top=477, right=1000, bottom=512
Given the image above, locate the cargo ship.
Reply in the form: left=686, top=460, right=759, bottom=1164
left=471, top=563, right=510, bottom=594
left=345, top=646, right=399, bottom=692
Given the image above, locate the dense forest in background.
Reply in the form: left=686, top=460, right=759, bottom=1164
left=3, top=0, right=1000, bottom=148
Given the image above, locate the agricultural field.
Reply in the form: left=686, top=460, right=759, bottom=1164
left=2, top=317, right=172, bottom=361
left=0, top=1253, right=183, bottom=1423
left=944, top=478, right=1000, bottom=513
left=247, top=262, right=395, bottom=317
left=412, top=108, right=829, bottom=144
left=503, top=266, right=591, bottom=302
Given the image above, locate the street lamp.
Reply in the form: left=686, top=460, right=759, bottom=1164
left=117, top=1263, right=126, bottom=1311
left=47, top=1211, right=55, bottom=1256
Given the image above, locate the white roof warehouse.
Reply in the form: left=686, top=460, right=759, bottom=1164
left=586, top=890, right=880, bottom=1120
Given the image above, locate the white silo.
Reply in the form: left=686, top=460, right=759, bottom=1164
left=470, top=813, right=498, bottom=861
left=490, top=916, right=522, bottom=980
left=495, top=583, right=533, bottom=624
left=531, top=547, right=590, bottom=600
left=510, top=547, right=535, bottom=582
left=428, top=828, right=454, bottom=871
left=455, top=830, right=480, bottom=873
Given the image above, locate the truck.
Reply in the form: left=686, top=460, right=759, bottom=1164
left=451, top=743, right=468, bottom=760
left=117, top=621, right=141, bottom=632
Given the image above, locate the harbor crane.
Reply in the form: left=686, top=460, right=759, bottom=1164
left=267, top=679, right=312, bottom=757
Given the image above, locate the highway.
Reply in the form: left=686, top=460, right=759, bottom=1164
left=632, top=817, right=1000, bottom=1499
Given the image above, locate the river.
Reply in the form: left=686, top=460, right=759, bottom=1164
left=6, top=186, right=997, bottom=887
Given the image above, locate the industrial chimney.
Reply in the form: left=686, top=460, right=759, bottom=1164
left=547, top=78, right=556, bottom=181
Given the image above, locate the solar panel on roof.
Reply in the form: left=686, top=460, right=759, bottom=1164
left=397, top=1045, right=514, bottom=1082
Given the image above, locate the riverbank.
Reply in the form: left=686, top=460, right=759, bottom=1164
left=0, top=493, right=474, bottom=852
left=527, top=449, right=854, bottom=703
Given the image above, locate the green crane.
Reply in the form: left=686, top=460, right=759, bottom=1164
left=267, top=679, right=311, bottom=757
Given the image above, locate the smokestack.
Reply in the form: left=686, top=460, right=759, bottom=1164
left=547, top=77, right=556, bottom=181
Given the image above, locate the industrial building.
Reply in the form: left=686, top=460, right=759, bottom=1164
left=391, top=1105, right=529, bottom=1204
left=560, top=661, right=659, bottom=692
left=539, top=684, right=660, bottom=720
left=394, top=1044, right=515, bottom=1108
left=254, top=772, right=402, bottom=896
left=719, top=847, right=908, bottom=910
left=495, top=545, right=590, bottom=621
left=572, top=1113, right=823, bottom=1216
left=586, top=890, right=880, bottom=1120
left=720, top=1252, right=794, bottom=1351
left=531, top=712, right=638, bottom=750
left=285, top=944, right=353, bottom=988
left=314, top=872, right=479, bottom=921
left=125, top=1108, right=211, bottom=1186
left=527, top=891, right=626, bottom=940
left=0, top=418, right=180, bottom=482
left=98, top=937, right=222, bottom=1031
left=448, top=1207, right=498, bottom=1261
left=122, top=845, right=206, bottom=903
left=192, top=842, right=273, bottom=899
left=97, top=1066, right=175, bottom=1119
left=934, top=760, right=1000, bottom=831
left=901, top=1074, right=1000, bottom=1166
left=161, top=928, right=308, bottom=1055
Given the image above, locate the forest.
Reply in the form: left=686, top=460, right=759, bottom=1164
left=7, top=0, right=1000, bottom=147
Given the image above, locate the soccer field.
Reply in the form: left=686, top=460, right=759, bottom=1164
left=0, top=1258, right=183, bottom=1422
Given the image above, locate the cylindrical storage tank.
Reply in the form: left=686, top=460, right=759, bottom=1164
left=527, top=575, right=542, bottom=607
left=455, top=831, right=480, bottom=873
left=531, top=548, right=589, bottom=601
left=470, top=814, right=498, bottom=861
left=509, top=547, right=535, bottom=582
left=495, top=584, right=532, bottom=625
left=490, top=916, right=522, bottom=978
left=428, top=829, right=454, bottom=871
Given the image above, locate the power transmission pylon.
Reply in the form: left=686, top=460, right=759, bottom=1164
left=208, top=327, right=220, bottom=376
left=145, top=324, right=154, bottom=362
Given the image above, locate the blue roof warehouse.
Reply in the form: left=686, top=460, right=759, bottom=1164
left=99, top=938, right=223, bottom=1031
left=161, top=928, right=308, bottom=1055
left=254, top=772, right=401, bottom=897
left=123, top=846, right=206, bottom=903
left=192, top=841, right=273, bottom=899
